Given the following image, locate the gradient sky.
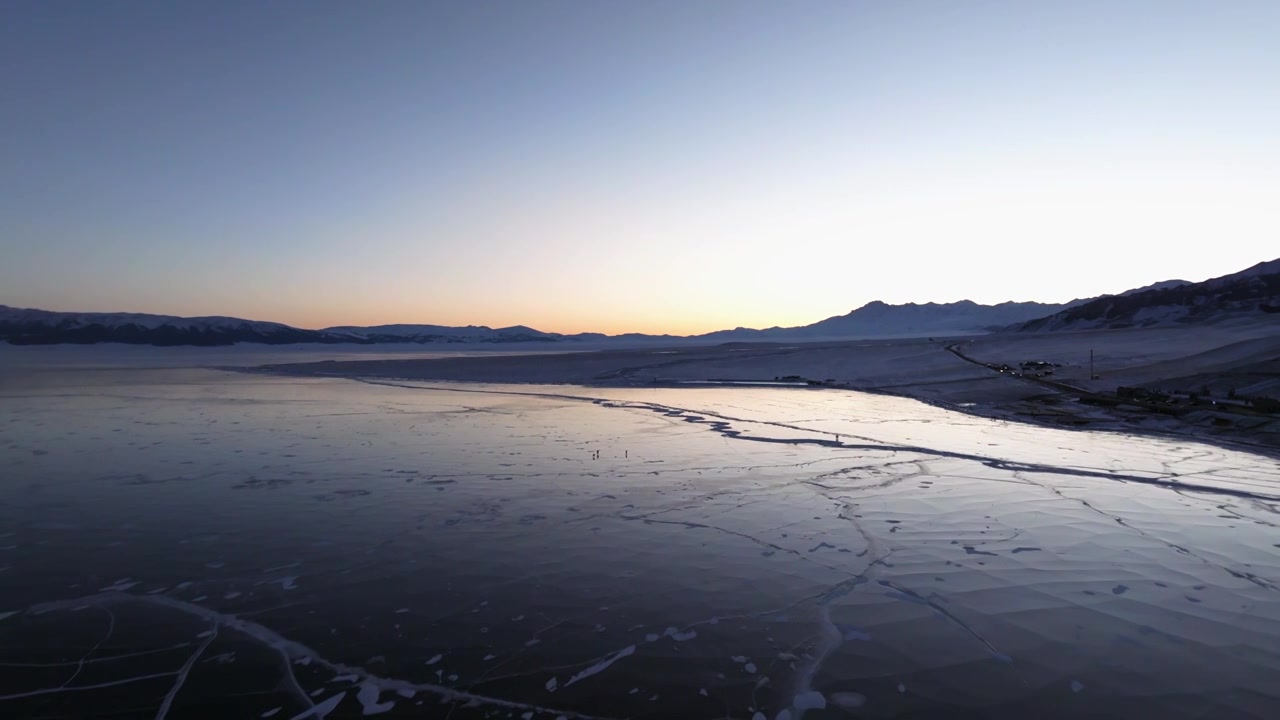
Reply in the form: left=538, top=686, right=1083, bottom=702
left=2, top=1, right=1277, bottom=334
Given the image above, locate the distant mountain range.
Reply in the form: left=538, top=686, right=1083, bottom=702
left=1017, top=259, right=1280, bottom=332
left=0, top=306, right=361, bottom=346
left=695, top=299, right=1080, bottom=343
left=2, top=258, right=1275, bottom=346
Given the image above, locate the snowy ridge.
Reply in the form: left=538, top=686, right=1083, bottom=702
left=0, top=305, right=292, bottom=332
left=325, top=323, right=565, bottom=344
left=695, top=299, right=1082, bottom=342
left=3, top=258, right=1276, bottom=346
left=0, top=304, right=354, bottom=346
left=1018, top=259, right=1280, bottom=332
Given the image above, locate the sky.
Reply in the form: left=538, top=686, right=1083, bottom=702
left=2, top=1, right=1277, bottom=335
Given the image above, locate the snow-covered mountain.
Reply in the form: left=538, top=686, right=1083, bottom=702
left=0, top=305, right=357, bottom=346
left=1118, top=279, right=1190, bottom=296
left=1017, top=259, right=1280, bottom=332
left=4, top=259, right=1274, bottom=346
left=793, top=299, right=1079, bottom=338
left=694, top=299, right=1079, bottom=342
left=323, top=323, right=564, bottom=344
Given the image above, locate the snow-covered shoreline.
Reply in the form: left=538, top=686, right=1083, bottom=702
left=251, top=321, right=1280, bottom=455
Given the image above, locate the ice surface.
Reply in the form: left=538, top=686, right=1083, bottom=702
left=563, top=645, right=635, bottom=687
left=1, top=365, right=1278, bottom=718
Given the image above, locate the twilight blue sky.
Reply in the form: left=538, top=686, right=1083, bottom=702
left=2, top=1, right=1277, bottom=333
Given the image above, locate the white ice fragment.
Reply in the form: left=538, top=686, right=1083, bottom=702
left=175, top=582, right=193, bottom=590
left=731, top=655, right=747, bottom=663
left=792, top=691, right=826, bottom=710
left=521, top=714, right=533, bottom=720
left=775, top=711, right=791, bottom=720
left=197, top=630, right=215, bottom=638
left=147, top=587, right=169, bottom=594
left=447, top=674, right=458, bottom=682
left=425, top=654, right=442, bottom=665
left=663, top=626, right=678, bottom=636
left=753, top=713, right=766, bottom=720
left=395, top=608, right=409, bottom=614
left=897, top=683, right=905, bottom=693
left=629, top=688, right=639, bottom=694
left=545, top=676, right=558, bottom=692
left=192, top=595, right=208, bottom=602
left=483, top=654, right=496, bottom=661
left=645, top=633, right=659, bottom=642
left=671, top=630, right=696, bottom=641
left=274, top=576, right=298, bottom=590
left=356, top=681, right=395, bottom=715
left=224, top=592, right=242, bottom=600
left=744, top=663, right=757, bottom=674
left=0, top=611, right=16, bottom=621
left=564, top=645, right=636, bottom=688
left=261, top=708, right=282, bottom=718
left=310, top=688, right=326, bottom=697
left=525, top=638, right=541, bottom=647
left=331, top=674, right=358, bottom=683
left=830, top=692, right=866, bottom=709
left=699, top=688, right=708, bottom=697
left=296, top=657, right=312, bottom=666
left=1071, top=680, right=1084, bottom=693
left=395, top=689, right=415, bottom=698
left=205, top=562, right=224, bottom=569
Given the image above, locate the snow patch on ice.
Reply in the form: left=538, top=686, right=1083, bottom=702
left=792, top=691, right=825, bottom=710
left=356, top=681, right=395, bottom=715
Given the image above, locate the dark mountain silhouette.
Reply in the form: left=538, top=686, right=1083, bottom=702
left=1017, top=259, right=1280, bottom=332
left=3, top=259, right=1274, bottom=346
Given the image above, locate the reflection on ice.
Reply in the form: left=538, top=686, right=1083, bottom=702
left=1, top=368, right=1279, bottom=718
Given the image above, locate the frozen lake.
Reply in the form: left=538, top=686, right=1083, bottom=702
left=2, top=364, right=1279, bottom=719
